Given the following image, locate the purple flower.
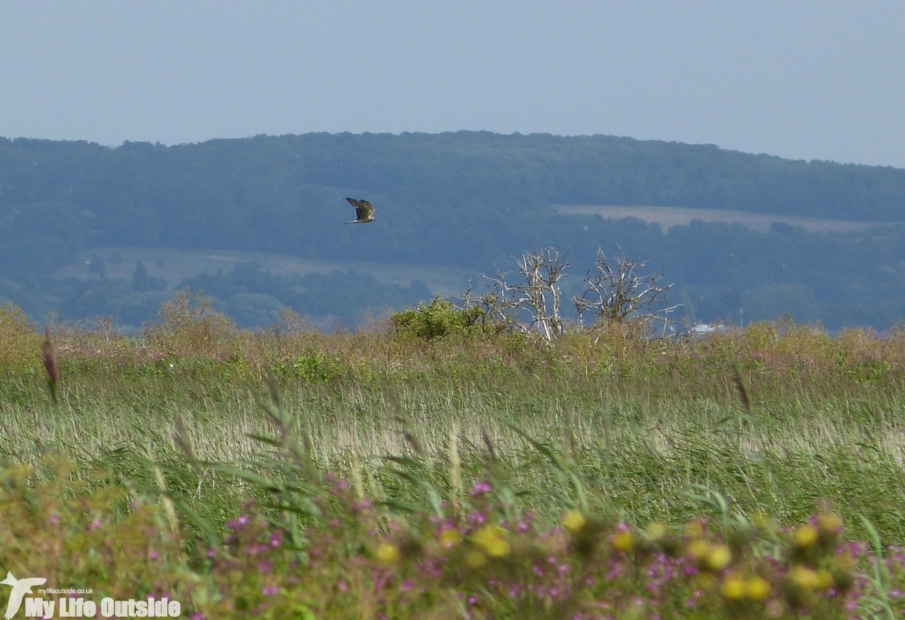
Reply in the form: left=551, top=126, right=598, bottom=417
left=469, top=481, right=491, bottom=496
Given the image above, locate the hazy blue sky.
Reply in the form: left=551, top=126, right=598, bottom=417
left=2, top=2, right=903, bottom=167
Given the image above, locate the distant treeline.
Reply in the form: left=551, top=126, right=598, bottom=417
left=2, top=132, right=905, bottom=330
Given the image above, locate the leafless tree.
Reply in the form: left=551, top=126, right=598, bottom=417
left=461, top=246, right=678, bottom=340
left=573, top=249, right=679, bottom=330
left=461, top=247, right=570, bottom=342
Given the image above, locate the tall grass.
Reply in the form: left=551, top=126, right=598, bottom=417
left=1, top=300, right=904, bottom=617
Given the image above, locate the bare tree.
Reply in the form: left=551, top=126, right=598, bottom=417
left=461, top=246, right=678, bottom=340
left=462, top=247, right=570, bottom=343
left=574, top=249, right=678, bottom=329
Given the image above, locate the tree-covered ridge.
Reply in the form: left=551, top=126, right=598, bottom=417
left=4, top=132, right=905, bottom=257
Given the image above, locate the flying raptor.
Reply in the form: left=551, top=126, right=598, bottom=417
left=344, top=197, right=376, bottom=224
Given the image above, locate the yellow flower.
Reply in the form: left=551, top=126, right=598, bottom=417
left=685, top=520, right=705, bottom=539
left=645, top=522, right=668, bottom=541
left=745, top=576, right=771, bottom=600
left=562, top=510, right=587, bottom=533
left=484, top=537, right=511, bottom=557
left=612, top=529, right=634, bottom=553
left=686, top=539, right=710, bottom=561
left=817, top=513, right=842, bottom=536
left=705, top=544, right=732, bottom=571
left=439, top=528, right=461, bottom=549
left=375, top=542, right=400, bottom=565
left=721, top=575, right=746, bottom=600
left=815, top=569, right=834, bottom=590
left=793, top=524, right=818, bottom=549
left=465, top=550, right=486, bottom=569
left=788, top=566, right=820, bottom=590
left=834, top=552, right=857, bottom=572
left=472, top=524, right=511, bottom=558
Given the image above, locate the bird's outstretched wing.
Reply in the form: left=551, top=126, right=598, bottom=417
left=344, top=197, right=376, bottom=223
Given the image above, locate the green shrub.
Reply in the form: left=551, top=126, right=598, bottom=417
left=391, top=296, right=486, bottom=341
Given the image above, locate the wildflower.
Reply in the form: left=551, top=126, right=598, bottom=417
left=684, top=520, right=705, bottom=539
left=793, top=524, right=818, bottom=549
left=436, top=528, right=459, bottom=550
left=645, top=522, right=668, bottom=541
left=686, top=539, right=710, bottom=562
left=705, top=544, right=732, bottom=571
left=562, top=510, right=587, bottom=533
left=814, top=569, right=834, bottom=590
left=721, top=574, right=746, bottom=600
left=262, top=586, right=279, bottom=596
left=788, top=566, right=824, bottom=590
left=613, top=529, right=635, bottom=553
left=466, top=551, right=487, bottom=569
left=472, top=524, right=510, bottom=557
left=469, top=481, right=491, bottom=496
left=817, top=512, right=842, bottom=536
left=745, top=575, right=771, bottom=600
left=375, top=542, right=400, bottom=565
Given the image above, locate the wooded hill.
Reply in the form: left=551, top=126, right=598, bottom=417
left=2, top=132, right=905, bottom=330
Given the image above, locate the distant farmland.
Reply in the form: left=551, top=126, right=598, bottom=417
left=552, top=204, right=894, bottom=233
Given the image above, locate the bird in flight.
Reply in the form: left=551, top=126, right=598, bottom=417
left=344, top=197, right=376, bottom=224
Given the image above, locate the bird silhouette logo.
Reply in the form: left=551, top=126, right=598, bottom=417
left=1, top=572, right=46, bottom=619
left=344, top=197, right=376, bottom=224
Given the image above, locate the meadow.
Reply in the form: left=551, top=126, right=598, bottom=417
left=0, top=293, right=904, bottom=618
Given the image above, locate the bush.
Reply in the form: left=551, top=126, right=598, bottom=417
left=391, top=296, right=486, bottom=341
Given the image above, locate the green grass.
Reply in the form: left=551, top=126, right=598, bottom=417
left=1, top=300, right=904, bottom=617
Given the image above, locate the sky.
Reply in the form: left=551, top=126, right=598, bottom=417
left=1, top=2, right=904, bottom=168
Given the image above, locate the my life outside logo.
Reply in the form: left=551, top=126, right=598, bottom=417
left=0, top=572, right=182, bottom=618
